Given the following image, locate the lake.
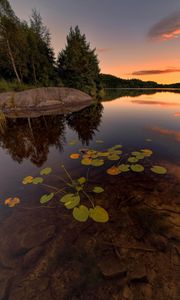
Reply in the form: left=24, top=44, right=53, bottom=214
left=0, top=89, right=179, bottom=300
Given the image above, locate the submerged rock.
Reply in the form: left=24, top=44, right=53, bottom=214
left=0, top=87, right=93, bottom=118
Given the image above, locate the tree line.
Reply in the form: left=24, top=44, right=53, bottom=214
left=0, top=0, right=102, bottom=96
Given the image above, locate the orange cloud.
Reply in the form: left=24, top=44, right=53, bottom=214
left=152, top=127, right=180, bottom=141
left=131, top=68, right=180, bottom=76
left=148, top=11, right=180, bottom=41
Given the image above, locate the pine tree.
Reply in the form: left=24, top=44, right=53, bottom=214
left=57, top=26, right=101, bottom=96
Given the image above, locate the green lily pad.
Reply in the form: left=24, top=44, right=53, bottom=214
left=108, top=154, right=120, bottom=161
left=68, top=140, right=77, bottom=146
left=132, top=151, right=141, bottom=156
left=141, top=149, right=153, bottom=156
left=40, top=192, right=54, bottom=204
left=93, top=186, right=104, bottom=193
left=73, top=205, right=89, bottom=222
left=81, top=158, right=92, bottom=166
left=89, top=206, right=109, bottom=223
left=32, top=177, right=44, bottom=184
left=40, top=167, right=52, bottom=175
left=135, top=154, right=145, bottom=160
left=128, top=157, right=139, bottom=163
left=78, top=177, right=86, bottom=185
left=151, top=166, right=167, bottom=174
left=60, top=193, right=80, bottom=209
left=98, top=151, right=109, bottom=157
left=118, top=164, right=130, bottom=172
left=76, top=186, right=83, bottom=192
left=131, top=164, right=144, bottom=172
left=113, top=145, right=122, bottom=149
left=91, top=159, right=104, bottom=167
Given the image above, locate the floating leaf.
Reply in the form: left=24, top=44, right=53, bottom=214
left=32, top=177, right=44, bottom=184
left=151, top=165, right=167, bottom=174
left=68, top=140, right=77, bottom=146
left=135, top=153, right=145, bottom=160
left=40, top=167, right=52, bottom=175
left=107, top=166, right=121, bottom=175
left=132, top=151, right=141, bottom=156
left=78, top=177, right=86, bottom=185
left=118, top=164, right=130, bottom=172
left=128, top=157, right=139, bottom=163
left=146, top=139, right=152, bottom=142
left=89, top=206, right=109, bottom=223
left=60, top=193, right=80, bottom=209
left=108, top=154, right=120, bottom=161
left=141, top=149, right=153, bottom=156
left=96, top=139, right=104, bottom=144
left=73, top=205, right=89, bottom=222
left=91, top=159, right=104, bottom=167
left=70, top=153, right=80, bottom=159
left=22, top=176, right=34, bottom=185
left=76, top=186, right=83, bottom=192
left=112, top=145, right=122, bottom=149
left=81, top=158, right=92, bottom=166
left=5, top=197, right=20, bottom=207
left=40, top=192, right=54, bottom=204
left=98, top=151, right=109, bottom=157
left=131, top=164, right=144, bottom=172
left=93, top=186, right=104, bottom=193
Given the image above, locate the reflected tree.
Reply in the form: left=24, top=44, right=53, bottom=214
left=0, top=115, right=66, bottom=166
left=66, top=104, right=103, bottom=145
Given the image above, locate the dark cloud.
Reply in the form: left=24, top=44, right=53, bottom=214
left=148, top=11, right=180, bottom=40
left=131, top=68, right=180, bottom=76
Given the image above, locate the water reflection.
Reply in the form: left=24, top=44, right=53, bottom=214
left=0, top=104, right=103, bottom=166
left=67, top=103, right=103, bottom=145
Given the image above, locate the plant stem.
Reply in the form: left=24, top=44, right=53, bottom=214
left=41, top=183, right=59, bottom=191
left=82, top=190, right=94, bottom=208
left=61, top=164, right=74, bottom=183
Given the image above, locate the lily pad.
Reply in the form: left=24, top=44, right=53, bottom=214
left=128, top=157, right=139, bottom=163
left=32, top=177, right=44, bottom=184
left=60, top=193, right=80, bottom=209
left=91, top=159, right=104, bottom=167
left=5, top=197, right=20, bottom=207
left=131, top=164, right=144, bottom=172
left=68, top=140, right=77, bottom=146
left=118, top=164, right=130, bottom=172
left=98, top=151, right=109, bottom=157
left=81, top=158, right=92, bottom=166
left=73, top=205, right=89, bottom=222
left=40, top=193, right=54, bottom=204
left=107, top=166, right=121, bottom=175
left=78, top=177, right=86, bottom=185
left=151, top=165, right=167, bottom=174
left=40, top=167, right=52, bottom=175
left=93, top=186, right=104, bottom=193
left=89, top=206, right=109, bottom=223
left=108, top=154, right=120, bottom=161
left=22, top=176, right=34, bottom=185
left=96, top=139, right=104, bottom=144
left=70, top=153, right=80, bottom=159
left=132, top=151, right=141, bottom=156
left=141, top=149, right=153, bottom=156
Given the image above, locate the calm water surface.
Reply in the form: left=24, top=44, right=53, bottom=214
left=0, top=90, right=179, bottom=300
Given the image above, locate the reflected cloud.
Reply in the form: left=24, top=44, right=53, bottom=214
left=148, top=11, right=180, bottom=41
left=174, top=112, right=180, bottom=117
left=164, top=162, right=180, bottom=180
left=131, top=100, right=180, bottom=107
left=152, top=127, right=180, bottom=141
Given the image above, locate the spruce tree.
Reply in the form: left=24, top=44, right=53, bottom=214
left=57, top=26, right=101, bottom=96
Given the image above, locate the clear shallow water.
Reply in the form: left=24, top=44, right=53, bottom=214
left=0, top=90, right=180, bottom=300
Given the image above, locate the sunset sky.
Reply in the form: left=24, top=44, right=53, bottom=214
left=12, top=0, right=180, bottom=84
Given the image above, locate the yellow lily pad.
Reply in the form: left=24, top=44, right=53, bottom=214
left=5, top=197, right=20, bottom=207
left=151, top=165, right=167, bottom=174
left=118, top=164, right=130, bottom=172
left=73, top=205, right=89, bottom=222
left=128, top=157, right=139, bottom=163
left=22, top=176, right=34, bottom=185
left=91, top=159, right=104, bottom=167
left=89, top=206, right=109, bottom=223
left=93, top=186, right=104, bottom=193
left=81, top=158, right=92, bottom=166
left=108, top=154, right=120, bottom=161
left=131, top=164, right=144, bottom=172
left=78, top=177, right=86, bottom=185
left=40, top=167, right=52, bottom=175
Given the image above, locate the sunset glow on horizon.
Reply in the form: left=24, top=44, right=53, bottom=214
left=12, top=0, right=180, bottom=84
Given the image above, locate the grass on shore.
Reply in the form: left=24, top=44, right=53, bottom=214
left=0, top=80, right=36, bottom=93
